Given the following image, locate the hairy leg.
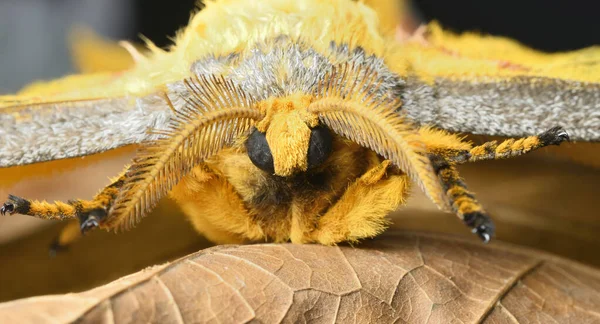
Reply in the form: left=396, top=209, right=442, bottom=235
left=466, top=126, right=569, bottom=162
left=419, top=126, right=570, bottom=164
left=1, top=168, right=127, bottom=247
left=310, top=160, right=411, bottom=245
left=418, top=126, right=569, bottom=242
left=429, top=154, right=494, bottom=242
left=169, top=166, right=265, bottom=244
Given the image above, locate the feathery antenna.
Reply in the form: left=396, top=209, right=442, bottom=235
left=308, top=63, right=450, bottom=210
left=108, top=75, right=263, bottom=230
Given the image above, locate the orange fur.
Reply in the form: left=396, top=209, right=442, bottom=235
left=311, top=161, right=410, bottom=245
left=256, top=95, right=319, bottom=176
left=169, top=167, right=264, bottom=244
left=168, top=135, right=385, bottom=245
left=418, top=126, right=472, bottom=152
left=27, top=201, right=77, bottom=220
left=469, top=135, right=543, bottom=162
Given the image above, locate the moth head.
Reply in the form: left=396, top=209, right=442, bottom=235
left=245, top=94, right=333, bottom=177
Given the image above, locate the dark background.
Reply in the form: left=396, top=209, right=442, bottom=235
left=134, top=0, right=600, bottom=51
left=411, top=0, right=600, bottom=52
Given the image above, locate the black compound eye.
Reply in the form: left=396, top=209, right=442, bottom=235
left=307, top=126, right=333, bottom=169
left=246, top=128, right=274, bottom=173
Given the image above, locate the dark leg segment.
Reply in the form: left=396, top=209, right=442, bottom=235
left=2, top=172, right=126, bottom=249
left=420, top=126, right=568, bottom=242
left=430, top=154, right=495, bottom=242
left=1, top=194, right=76, bottom=220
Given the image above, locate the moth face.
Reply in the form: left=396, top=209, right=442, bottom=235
left=245, top=125, right=333, bottom=176
left=245, top=95, right=332, bottom=177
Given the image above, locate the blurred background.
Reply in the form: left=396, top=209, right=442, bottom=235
left=0, top=0, right=195, bottom=93
left=0, top=0, right=599, bottom=302
left=1, top=0, right=600, bottom=93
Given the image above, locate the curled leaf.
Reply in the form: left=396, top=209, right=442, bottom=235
left=1, top=231, right=598, bottom=323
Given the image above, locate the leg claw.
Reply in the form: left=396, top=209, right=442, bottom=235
left=80, top=216, right=99, bottom=234
left=1, top=195, right=29, bottom=216
left=78, top=208, right=106, bottom=234
left=464, top=212, right=495, bottom=243
left=539, top=126, right=570, bottom=145
left=0, top=202, right=14, bottom=216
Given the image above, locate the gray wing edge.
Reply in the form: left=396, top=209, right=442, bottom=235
left=0, top=93, right=172, bottom=168
left=401, top=76, right=600, bottom=142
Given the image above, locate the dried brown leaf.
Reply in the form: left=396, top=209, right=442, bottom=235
left=1, top=231, right=599, bottom=324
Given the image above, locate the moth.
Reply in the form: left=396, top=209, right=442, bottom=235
left=1, top=0, right=598, bottom=249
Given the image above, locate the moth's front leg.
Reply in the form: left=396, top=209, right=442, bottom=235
left=429, top=154, right=495, bottom=242
left=418, top=126, right=568, bottom=242
left=310, top=160, right=411, bottom=245
left=419, top=126, right=569, bottom=164
left=418, top=125, right=570, bottom=164
left=466, top=126, right=570, bottom=162
left=169, top=165, right=265, bottom=244
left=1, top=169, right=127, bottom=235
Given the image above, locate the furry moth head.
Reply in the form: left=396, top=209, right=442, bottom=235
left=108, top=62, right=452, bottom=231
left=0, top=0, right=597, bottom=246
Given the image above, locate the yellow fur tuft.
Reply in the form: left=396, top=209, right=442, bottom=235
left=313, top=163, right=409, bottom=245
left=256, top=94, right=318, bottom=176
left=6, top=0, right=597, bottom=108
left=267, top=113, right=312, bottom=176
